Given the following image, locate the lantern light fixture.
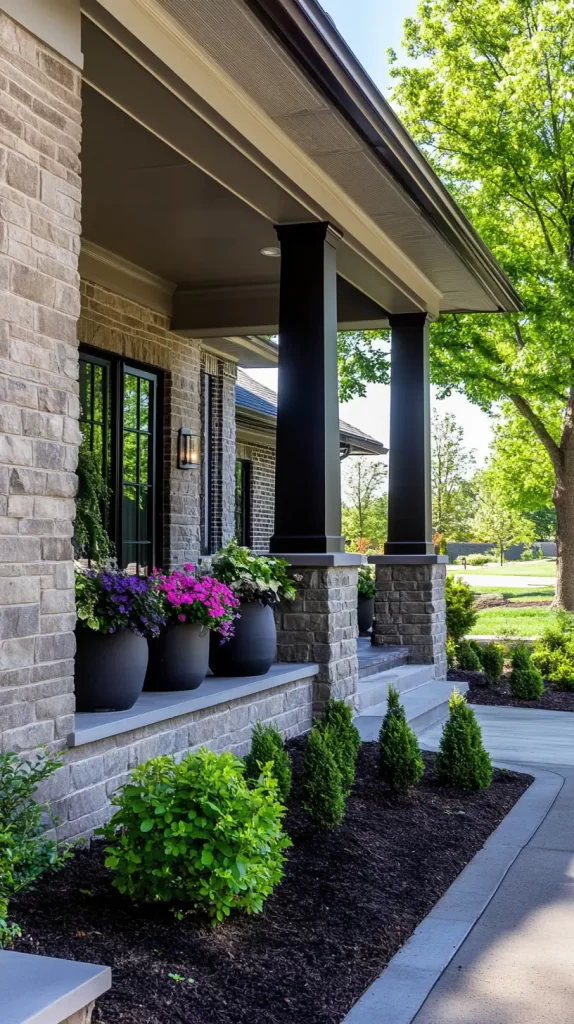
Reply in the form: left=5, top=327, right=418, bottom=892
left=178, top=427, right=200, bottom=469
left=259, top=245, right=281, bottom=258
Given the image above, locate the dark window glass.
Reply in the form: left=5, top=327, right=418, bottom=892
left=235, top=459, right=251, bottom=547
left=79, top=352, right=160, bottom=573
left=202, top=374, right=214, bottom=554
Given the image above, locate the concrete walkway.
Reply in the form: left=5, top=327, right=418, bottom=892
left=412, top=706, right=574, bottom=1023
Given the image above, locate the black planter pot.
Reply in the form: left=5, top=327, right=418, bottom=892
left=209, top=601, right=276, bottom=677
left=357, top=595, right=375, bottom=635
left=75, top=628, right=148, bottom=712
left=145, top=622, right=210, bottom=691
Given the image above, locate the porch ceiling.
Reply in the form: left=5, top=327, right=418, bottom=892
left=84, top=0, right=521, bottom=320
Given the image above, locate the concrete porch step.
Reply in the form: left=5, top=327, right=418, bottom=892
left=355, top=680, right=469, bottom=742
left=357, top=638, right=409, bottom=680
left=358, top=664, right=436, bottom=712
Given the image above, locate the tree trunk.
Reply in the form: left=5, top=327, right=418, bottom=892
left=553, top=456, right=574, bottom=610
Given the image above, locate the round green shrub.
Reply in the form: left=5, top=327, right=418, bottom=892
left=244, top=720, right=292, bottom=801
left=379, top=686, right=424, bottom=793
left=446, top=636, right=457, bottom=669
left=532, top=613, right=574, bottom=682
left=446, top=575, right=477, bottom=642
left=509, top=645, right=544, bottom=700
left=478, top=643, right=505, bottom=685
left=320, top=698, right=361, bottom=796
left=300, top=725, right=346, bottom=828
left=546, top=652, right=574, bottom=691
left=436, top=689, right=492, bottom=790
left=100, top=749, right=290, bottom=924
left=456, top=639, right=482, bottom=671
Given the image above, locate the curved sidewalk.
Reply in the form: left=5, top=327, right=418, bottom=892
left=347, top=705, right=574, bottom=1024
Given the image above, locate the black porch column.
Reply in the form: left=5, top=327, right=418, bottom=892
left=270, top=222, right=344, bottom=554
left=385, top=313, right=434, bottom=556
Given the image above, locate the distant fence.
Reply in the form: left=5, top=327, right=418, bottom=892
left=446, top=541, right=557, bottom=561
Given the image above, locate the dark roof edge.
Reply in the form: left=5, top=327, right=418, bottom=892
left=236, top=404, right=387, bottom=456
left=245, top=0, right=523, bottom=314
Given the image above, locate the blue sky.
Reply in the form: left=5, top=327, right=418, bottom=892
left=320, top=0, right=419, bottom=93
left=250, top=0, right=493, bottom=469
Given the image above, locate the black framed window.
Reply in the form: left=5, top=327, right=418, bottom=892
left=202, top=373, right=214, bottom=554
left=79, top=351, right=161, bottom=573
left=235, top=459, right=251, bottom=547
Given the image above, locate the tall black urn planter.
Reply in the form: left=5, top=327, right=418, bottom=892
left=145, top=623, right=210, bottom=691
left=75, top=628, right=148, bottom=712
left=210, top=602, right=276, bottom=677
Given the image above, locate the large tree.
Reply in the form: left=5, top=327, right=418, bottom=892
left=390, top=0, right=574, bottom=607
left=432, top=410, right=476, bottom=539
left=487, top=403, right=557, bottom=540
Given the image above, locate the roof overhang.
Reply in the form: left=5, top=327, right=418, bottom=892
left=79, top=0, right=521, bottom=342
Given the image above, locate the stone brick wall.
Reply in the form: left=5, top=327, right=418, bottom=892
left=0, top=12, right=81, bottom=755
left=236, top=439, right=275, bottom=552
left=372, top=562, right=447, bottom=678
left=78, top=281, right=205, bottom=569
left=55, top=673, right=314, bottom=842
left=275, top=566, right=359, bottom=712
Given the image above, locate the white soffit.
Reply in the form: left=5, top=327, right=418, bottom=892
left=153, top=0, right=498, bottom=313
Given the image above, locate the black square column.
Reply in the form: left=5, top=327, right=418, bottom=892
left=385, top=313, right=435, bottom=556
left=270, top=222, right=345, bottom=555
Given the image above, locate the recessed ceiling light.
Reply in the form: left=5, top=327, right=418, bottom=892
left=259, top=246, right=281, bottom=258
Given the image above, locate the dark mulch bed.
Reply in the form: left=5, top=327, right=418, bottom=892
left=452, top=668, right=574, bottom=712
left=475, top=595, right=551, bottom=610
left=13, top=744, right=531, bottom=1024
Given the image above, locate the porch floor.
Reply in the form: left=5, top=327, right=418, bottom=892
left=70, top=663, right=318, bottom=747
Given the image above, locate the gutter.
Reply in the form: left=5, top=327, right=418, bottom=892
left=246, top=0, right=523, bottom=314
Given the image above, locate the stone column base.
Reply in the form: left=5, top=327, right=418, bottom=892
left=274, top=556, right=362, bottom=713
left=369, top=556, right=447, bottom=679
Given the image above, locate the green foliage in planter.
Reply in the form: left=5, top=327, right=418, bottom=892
left=379, top=686, right=424, bottom=793
left=478, top=643, right=505, bottom=685
left=73, top=441, right=112, bottom=563
left=436, top=689, right=493, bottom=790
left=456, top=639, right=482, bottom=672
left=509, top=645, right=544, bottom=699
left=532, top=613, right=574, bottom=689
left=210, top=539, right=296, bottom=605
left=300, top=726, right=346, bottom=828
left=357, top=565, right=375, bottom=599
left=319, top=698, right=361, bottom=796
left=446, top=636, right=457, bottom=669
left=445, top=574, right=477, bottom=642
left=244, top=721, right=292, bottom=801
left=100, top=749, right=290, bottom=924
left=0, top=750, right=69, bottom=947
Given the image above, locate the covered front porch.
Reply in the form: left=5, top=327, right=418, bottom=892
left=0, top=0, right=520, bottom=842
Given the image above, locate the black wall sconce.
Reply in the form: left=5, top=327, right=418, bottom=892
left=178, top=427, right=200, bottom=469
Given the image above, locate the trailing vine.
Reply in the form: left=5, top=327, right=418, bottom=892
left=73, top=440, right=112, bottom=564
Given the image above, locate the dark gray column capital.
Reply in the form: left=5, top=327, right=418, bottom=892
left=270, top=220, right=344, bottom=554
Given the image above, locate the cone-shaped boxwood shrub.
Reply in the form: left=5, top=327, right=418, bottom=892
left=456, top=639, right=482, bottom=671
left=300, top=725, right=346, bottom=828
left=319, top=698, right=361, bottom=796
left=100, top=749, right=291, bottom=924
left=436, top=689, right=493, bottom=790
left=478, top=643, right=505, bottom=685
left=445, top=575, right=477, bottom=642
left=244, top=720, right=292, bottom=801
left=509, top=645, right=544, bottom=699
left=379, top=685, right=424, bottom=793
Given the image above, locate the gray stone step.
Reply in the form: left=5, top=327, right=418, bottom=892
left=355, top=680, right=469, bottom=741
left=357, top=639, right=409, bottom=680
left=358, top=664, right=437, bottom=712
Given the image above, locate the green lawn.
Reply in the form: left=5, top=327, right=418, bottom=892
left=448, top=559, right=556, bottom=578
left=472, top=585, right=554, bottom=602
left=469, top=605, right=555, bottom=638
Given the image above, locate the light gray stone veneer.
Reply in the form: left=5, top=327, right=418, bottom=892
left=275, top=565, right=360, bottom=711
left=372, top=562, right=447, bottom=678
